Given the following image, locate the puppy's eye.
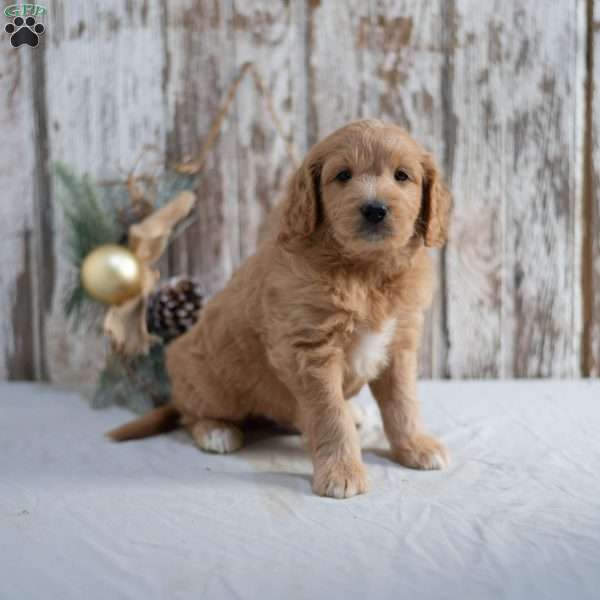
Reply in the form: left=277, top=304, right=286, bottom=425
left=335, top=169, right=352, bottom=183
left=394, top=169, right=409, bottom=182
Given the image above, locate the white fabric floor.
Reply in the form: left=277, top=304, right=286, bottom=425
left=1, top=381, right=600, bottom=600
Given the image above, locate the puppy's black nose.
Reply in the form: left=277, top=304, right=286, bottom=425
left=360, top=201, right=388, bottom=224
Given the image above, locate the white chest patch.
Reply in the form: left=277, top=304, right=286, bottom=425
left=350, top=318, right=397, bottom=381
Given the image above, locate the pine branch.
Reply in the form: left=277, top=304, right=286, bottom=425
left=54, top=162, right=124, bottom=329
left=55, top=162, right=122, bottom=263
left=92, top=345, right=171, bottom=413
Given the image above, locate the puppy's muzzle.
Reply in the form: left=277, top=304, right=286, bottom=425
left=360, top=200, right=388, bottom=224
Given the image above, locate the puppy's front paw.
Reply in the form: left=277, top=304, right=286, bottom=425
left=313, top=460, right=368, bottom=499
left=392, top=433, right=449, bottom=470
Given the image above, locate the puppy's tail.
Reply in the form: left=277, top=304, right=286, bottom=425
left=106, top=402, right=181, bottom=442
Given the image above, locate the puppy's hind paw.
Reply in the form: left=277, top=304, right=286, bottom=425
left=392, top=433, right=449, bottom=470
left=191, top=420, right=244, bottom=454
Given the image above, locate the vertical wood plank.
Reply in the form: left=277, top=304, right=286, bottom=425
left=164, top=0, right=240, bottom=295
left=446, top=0, right=585, bottom=377
left=307, top=0, right=447, bottom=377
left=588, top=0, right=600, bottom=375
left=232, top=0, right=307, bottom=259
left=306, top=0, right=366, bottom=141
left=0, top=47, right=37, bottom=379
left=43, top=1, right=168, bottom=383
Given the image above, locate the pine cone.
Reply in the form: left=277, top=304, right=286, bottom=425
left=146, top=277, right=204, bottom=343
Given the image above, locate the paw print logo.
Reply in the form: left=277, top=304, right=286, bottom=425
left=4, top=16, right=45, bottom=48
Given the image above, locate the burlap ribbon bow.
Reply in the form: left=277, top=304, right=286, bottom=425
left=103, top=191, right=196, bottom=356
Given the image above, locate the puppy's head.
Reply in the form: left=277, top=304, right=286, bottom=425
left=279, top=120, right=451, bottom=257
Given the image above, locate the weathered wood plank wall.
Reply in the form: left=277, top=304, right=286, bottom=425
left=0, top=0, right=596, bottom=382
left=165, top=0, right=239, bottom=292
left=0, top=49, right=38, bottom=379
left=446, top=1, right=585, bottom=378
left=589, top=0, right=600, bottom=376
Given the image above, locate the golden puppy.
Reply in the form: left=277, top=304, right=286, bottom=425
left=109, top=119, right=452, bottom=499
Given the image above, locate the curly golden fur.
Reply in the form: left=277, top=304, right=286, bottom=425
left=109, top=119, right=452, bottom=499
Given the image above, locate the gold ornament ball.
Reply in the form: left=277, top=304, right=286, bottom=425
left=81, top=244, right=143, bottom=305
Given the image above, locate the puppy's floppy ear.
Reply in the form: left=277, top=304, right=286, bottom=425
left=421, top=152, right=452, bottom=247
left=279, top=159, right=321, bottom=242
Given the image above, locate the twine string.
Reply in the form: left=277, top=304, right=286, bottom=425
left=99, top=62, right=301, bottom=201
left=174, top=61, right=300, bottom=174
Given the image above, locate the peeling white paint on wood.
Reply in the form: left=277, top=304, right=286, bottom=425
left=590, top=0, right=600, bottom=376
left=164, top=0, right=240, bottom=295
left=232, top=0, right=307, bottom=260
left=0, top=47, right=37, bottom=379
left=43, top=1, right=168, bottom=384
left=446, top=0, right=585, bottom=377
left=306, top=0, right=366, bottom=141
